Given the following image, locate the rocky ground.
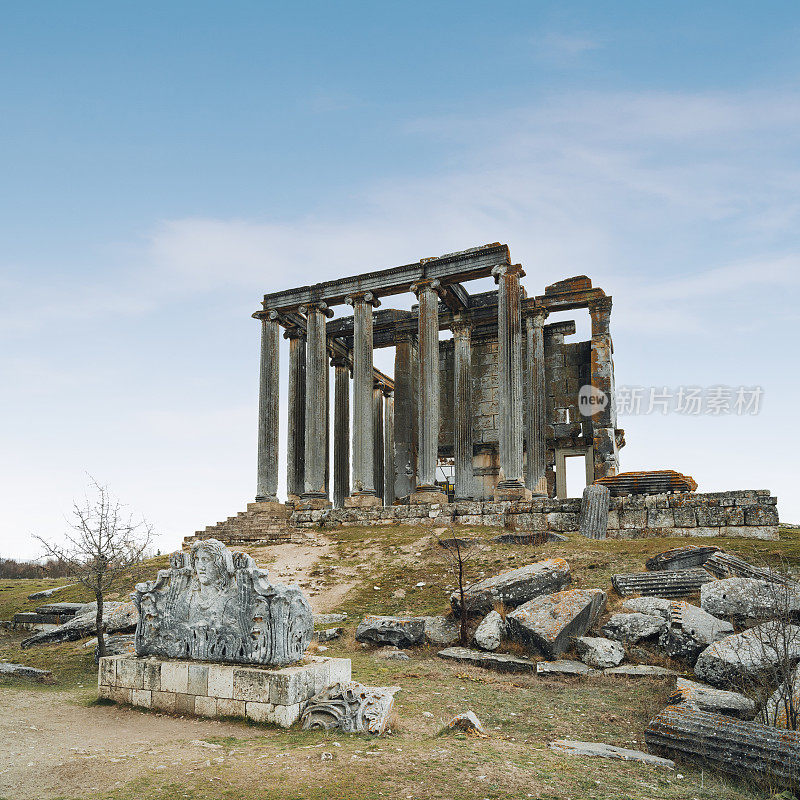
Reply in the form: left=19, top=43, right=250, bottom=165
left=2, top=524, right=799, bottom=800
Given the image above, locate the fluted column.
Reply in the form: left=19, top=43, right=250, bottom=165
left=524, top=307, right=548, bottom=496
left=331, top=355, right=350, bottom=509
left=346, top=292, right=381, bottom=501
left=393, top=327, right=418, bottom=500
left=412, top=280, right=442, bottom=493
left=384, top=391, right=395, bottom=506
left=372, top=382, right=385, bottom=503
left=493, top=264, right=528, bottom=499
left=301, top=302, right=332, bottom=501
left=285, top=327, right=306, bottom=500
left=452, top=315, right=474, bottom=500
left=255, top=310, right=280, bottom=502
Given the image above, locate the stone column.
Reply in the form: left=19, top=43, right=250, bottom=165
left=411, top=280, right=446, bottom=502
left=492, top=264, right=529, bottom=501
left=393, top=327, right=418, bottom=501
left=255, top=310, right=281, bottom=503
left=524, top=307, right=548, bottom=496
left=301, top=302, right=332, bottom=504
left=589, top=296, right=618, bottom=480
left=384, top=391, right=395, bottom=506
left=331, top=355, right=350, bottom=509
left=372, top=382, right=385, bottom=504
left=284, top=327, right=306, bottom=501
left=452, top=315, right=474, bottom=500
left=345, top=292, right=382, bottom=507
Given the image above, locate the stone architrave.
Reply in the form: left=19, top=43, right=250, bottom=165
left=133, top=539, right=313, bottom=667
left=300, top=681, right=399, bottom=734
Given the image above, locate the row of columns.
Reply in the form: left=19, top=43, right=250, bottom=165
left=256, top=268, right=551, bottom=506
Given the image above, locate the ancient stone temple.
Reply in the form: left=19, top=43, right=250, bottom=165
left=253, top=243, right=623, bottom=507
left=187, top=242, right=779, bottom=544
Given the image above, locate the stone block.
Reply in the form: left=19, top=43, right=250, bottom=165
left=672, top=507, right=697, bottom=527
left=188, top=663, right=209, bottom=696
left=745, top=506, right=779, bottom=526
left=647, top=509, right=674, bottom=528
left=194, top=695, right=218, bottom=717
left=723, top=525, right=778, bottom=540
left=131, top=689, right=152, bottom=709
left=269, top=665, right=317, bottom=706
left=160, top=661, right=189, bottom=694
left=606, top=510, right=619, bottom=529
left=207, top=664, right=234, bottom=698
left=174, top=693, right=196, bottom=715
left=697, top=506, right=727, bottom=527
left=152, top=690, right=177, bottom=712
left=620, top=509, right=646, bottom=529
left=115, top=656, right=144, bottom=689
left=142, top=660, right=162, bottom=691
left=546, top=512, right=580, bottom=532
left=216, top=698, right=246, bottom=717
left=692, top=527, right=719, bottom=537
left=245, top=701, right=276, bottom=723
left=233, top=667, right=274, bottom=702
left=108, top=685, right=132, bottom=704
left=98, top=656, right=116, bottom=687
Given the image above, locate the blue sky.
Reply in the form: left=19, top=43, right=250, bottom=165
left=2, top=2, right=799, bottom=558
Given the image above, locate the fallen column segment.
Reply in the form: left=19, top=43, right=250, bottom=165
left=645, top=704, right=800, bottom=790
left=703, top=551, right=800, bottom=587
left=611, top=568, right=714, bottom=598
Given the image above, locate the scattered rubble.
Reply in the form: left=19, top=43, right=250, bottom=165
left=27, top=584, right=76, bottom=600
left=611, top=568, right=714, bottom=598
left=620, top=597, right=672, bottom=619
left=645, top=545, right=720, bottom=572
left=20, top=601, right=138, bottom=648
left=445, top=711, right=488, bottom=737
left=506, top=588, right=606, bottom=659
left=550, top=739, right=675, bottom=768
left=694, top=622, right=800, bottom=687
left=355, top=615, right=426, bottom=648
left=575, top=636, right=625, bottom=669
left=646, top=704, right=800, bottom=790
left=700, top=577, right=800, bottom=623
left=763, top=664, right=800, bottom=729
left=602, top=612, right=666, bottom=643
left=451, top=558, right=571, bottom=615
left=437, top=647, right=535, bottom=673
left=313, top=628, right=342, bottom=643
left=669, top=677, right=756, bottom=719
left=473, top=610, right=504, bottom=651
left=0, top=662, right=56, bottom=683
left=657, top=602, right=733, bottom=662
left=604, top=665, right=679, bottom=678
left=301, top=681, right=399, bottom=734
left=421, top=615, right=459, bottom=646
left=536, top=660, right=596, bottom=676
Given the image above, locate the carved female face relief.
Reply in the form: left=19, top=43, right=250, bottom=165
left=194, top=548, right=221, bottom=587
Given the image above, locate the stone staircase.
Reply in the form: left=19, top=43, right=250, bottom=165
left=184, top=502, right=310, bottom=548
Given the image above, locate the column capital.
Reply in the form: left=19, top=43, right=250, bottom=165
left=283, top=325, right=306, bottom=340
left=451, top=312, right=473, bottom=337
left=492, top=263, right=526, bottom=283
left=410, top=278, right=443, bottom=298
left=524, top=305, right=549, bottom=327
left=299, top=301, right=335, bottom=318
left=344, top=291, right=381, bottom=308
left=374, top=377, right=393, bottom=397
left=252, top=308, right=279, bottom=321
left=329, top=353, right=351, bottom=369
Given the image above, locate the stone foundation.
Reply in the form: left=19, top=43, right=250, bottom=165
left=98, top=654, right=351, bottom=727
left=187, top=489, right=779, bottom=546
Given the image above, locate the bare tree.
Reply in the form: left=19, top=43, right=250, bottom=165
left=35, top=478, right=153, bottom=658
left=434, top=534, right=481, bottom=646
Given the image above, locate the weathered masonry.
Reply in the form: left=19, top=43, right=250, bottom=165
left=187, top=242, right=780, bottom=546
left=250, top=243, right=624, bottom=510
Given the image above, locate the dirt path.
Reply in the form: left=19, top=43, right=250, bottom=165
left=0, top=687, right=260, bottom=800
left=245, top=536, right=355, bottom=613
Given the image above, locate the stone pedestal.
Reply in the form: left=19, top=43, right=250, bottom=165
left=98, top=654, right=352, bottom=728
left=494, top=484, right=533, bottom=502
left=344, top=494, right=383, bottom=509
left=294, top=497, right=333, bottom=511
left=409, top=490, right=449, bottom=505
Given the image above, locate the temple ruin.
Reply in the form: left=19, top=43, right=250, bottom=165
left=188, top=242, right=778, bottom=545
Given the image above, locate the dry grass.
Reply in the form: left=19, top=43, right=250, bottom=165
left=3, top=526, right=800, bottom=799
